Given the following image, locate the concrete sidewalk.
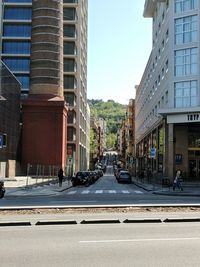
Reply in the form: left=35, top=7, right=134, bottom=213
left=3, top=177, right=72, bottom=197
left=132, top=177, right=200, bottom=197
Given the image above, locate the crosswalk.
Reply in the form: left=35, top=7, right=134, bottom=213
left=66, top=189, right=144, bottom=195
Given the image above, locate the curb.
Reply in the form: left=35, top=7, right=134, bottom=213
left=153, top=191, right=200, bottom=197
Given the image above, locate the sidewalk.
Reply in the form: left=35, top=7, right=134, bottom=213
left=132, top=177, right=200, bottom=197
left=3, top=177, right=72, bottom=197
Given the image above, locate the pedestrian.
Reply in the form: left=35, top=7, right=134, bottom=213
left=58, top=168, right=64, bottom=187
left=173, top=170, right=183, bottom=191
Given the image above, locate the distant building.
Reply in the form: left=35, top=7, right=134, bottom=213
left=97, top=118, right=107, bottom=160
left=135, top=0, right=200, bottom=181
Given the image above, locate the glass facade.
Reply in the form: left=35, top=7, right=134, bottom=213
left=175, top=15, right=197, bottom=44
left=175, top=0, right=197, bottom=13
left=4, top=0, right=32, bottom=2
left=174, top=48, right=198, bottom=76
left=2, top=41, right=30, bottom=54
left=15, top=75, right=30, bottom=89
left=3, top=24, right=31, bottom=37
left=3, top=58, right=30, bottom=72
left=4, top=8, right=32, bottom=20
left=175, top=80, right=198, bottom=107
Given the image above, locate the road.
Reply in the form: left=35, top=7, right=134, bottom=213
left=1, top=173, right=200, bottom=207
left=1, top=219, right=200, bottom=267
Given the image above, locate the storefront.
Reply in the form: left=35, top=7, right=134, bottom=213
left=136, top=111, right=200, bottom=181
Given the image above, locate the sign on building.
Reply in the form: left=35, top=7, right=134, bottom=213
left=0, top=135, right=3, bottom=148
left=150, top=147, right=156, bottom=158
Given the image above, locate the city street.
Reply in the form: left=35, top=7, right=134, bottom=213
left=1, top=218, right=200, bottom=267
left=2, top=171, right=200, bottom=207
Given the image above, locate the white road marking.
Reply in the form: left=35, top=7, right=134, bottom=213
left=122, top=190, right=130, bottom=194
left=108, top=190, right=116, bottom=194
left=79, top=237, right=200, bottom=244
left=67, top=191, right=77, bottom=195
left=95, top=190, right=103, bottom=194
left=134, top=190, right=143, bottom=194
left=81, top=190, right=90, bottom=194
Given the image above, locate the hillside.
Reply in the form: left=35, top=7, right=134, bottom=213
left=88, top=99, right=126, bottom=149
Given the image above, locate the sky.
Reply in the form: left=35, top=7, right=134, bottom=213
left=87, top=0, right=152, bottom=105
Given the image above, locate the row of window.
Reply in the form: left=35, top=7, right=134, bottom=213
left=175, top=80, right=197, bottom=107
left=174, top=47, right=197, bottom=76
left=4, top=7, right=77, bottom=21
left=175, top=0, right=198, bottom=13
left=175, top=15, right=198, bottom=45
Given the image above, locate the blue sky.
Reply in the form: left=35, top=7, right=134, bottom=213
left=87, top=0, right=152, bottom=104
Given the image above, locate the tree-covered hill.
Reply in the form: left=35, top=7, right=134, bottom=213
left=88, top=99, right=126, bottom=149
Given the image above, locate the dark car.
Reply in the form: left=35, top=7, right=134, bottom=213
left=117, top=170, right=131, bottom=183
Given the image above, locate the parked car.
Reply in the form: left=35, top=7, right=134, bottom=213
left=117, top=170, right=132, bottom=183
left=71, top=171, right=91, bottom=186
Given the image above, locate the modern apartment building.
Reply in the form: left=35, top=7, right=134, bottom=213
left=1, top=0, right=88, bottom=173
left=135, top=0, right=200, bottom=181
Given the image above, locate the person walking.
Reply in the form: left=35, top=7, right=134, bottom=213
left=58, top=168, right=64, bottom=187
left=173, top=170, right=183, bottom=191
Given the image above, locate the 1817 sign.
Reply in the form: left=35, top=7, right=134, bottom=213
left=187, top=114, right=200, bottom=121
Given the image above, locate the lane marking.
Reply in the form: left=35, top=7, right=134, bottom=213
left=108, top=190, right=116, bottom=194
left=81, top=190, right=90, bottom=194
left=134, top=190, right=143, bottom=194
left=79, top=237, right=200, bottom=244
left=95, top=190, right=103, bottom=194
left=122, top=190, right=130, bottom=194
left=67, top=191, right=76, bottom=195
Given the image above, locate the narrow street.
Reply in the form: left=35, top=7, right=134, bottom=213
left=1, top=167, right=200, bottom=207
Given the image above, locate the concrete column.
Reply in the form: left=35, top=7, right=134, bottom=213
left=30, top=0, right=63, bottom=97
left=22, top=0, right=67, bottom=169
left=168, top=123, right=175, bottom=181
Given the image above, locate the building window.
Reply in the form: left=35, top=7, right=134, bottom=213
left=63, top=42, right=76, bottom=55
left=3, top=24, right=31, bottom=37
left=64, top=59, right=76, bottom=72
left=66, top=93, right=76, bottom=106
left=63, top=25, right=76, bottom=38
left=64, top=75, right=76, bottom=89
left=175, top=80, right=198, bottom=107
left=63, top=8, right=76, bottom=21
left=2, top=58, right=30, bottom=72
left=15, top=75, right=29, bottom=89
left=175, top=48, right=197, bottom=76
left=2, top=41, right=30, bottom=54
left=4, top=8, right=32, bottom=20
left=63, top=0, right=78, bottom=3
left=4, top=0, right=32, bottom=2
left=175, top=0, right=197, bottom=13
left=175, top=15, right=197, bottom=44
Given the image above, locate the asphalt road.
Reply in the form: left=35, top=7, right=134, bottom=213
left=1, top=174, right=200, bottom=207
left=1, top=220, right=200, bottom=267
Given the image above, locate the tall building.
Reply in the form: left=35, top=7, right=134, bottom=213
left=135, top=0, right=200, bottom=181
left=1, top=0, right=88, bottom=173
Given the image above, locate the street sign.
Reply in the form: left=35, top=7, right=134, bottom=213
left=0, top=135, right=3, bottom=148
left=150, top=147, right=156, bottom=158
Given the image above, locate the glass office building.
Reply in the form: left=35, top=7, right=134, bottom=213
left=1, top=0, right=89, bottom=173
